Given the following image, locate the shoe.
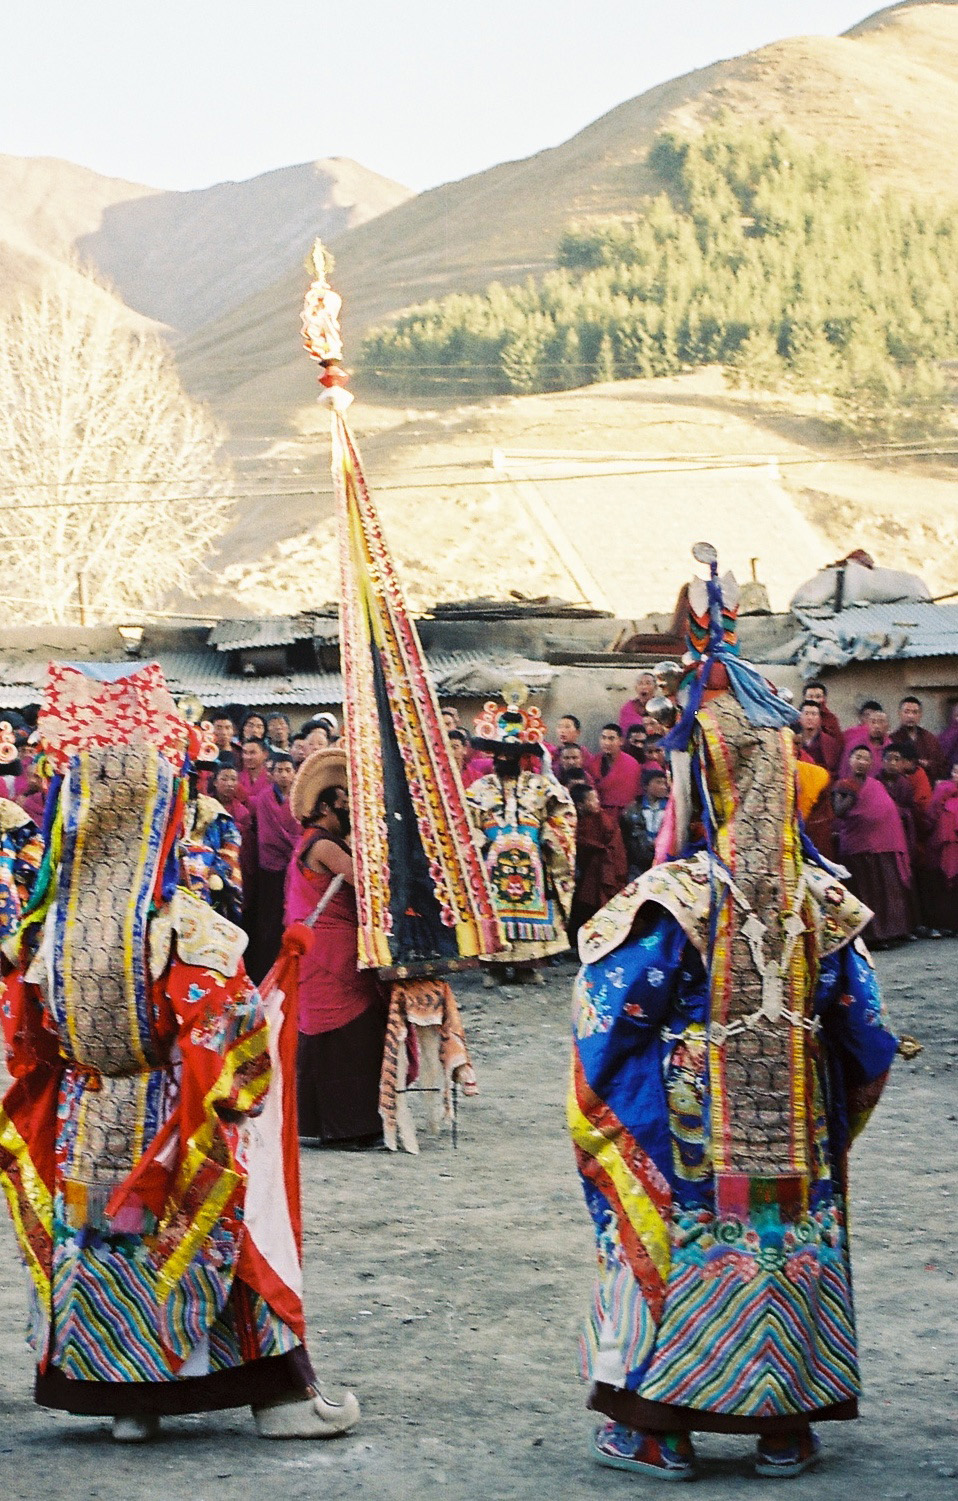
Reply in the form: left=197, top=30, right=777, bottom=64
left=111, top=1414, right=160, bottom=1443
left=592, top=1421, right=695, bottom=1479
left=254, top=1387, right=360, bottom=1440
left=528, top=970, right=546, bottom=986
left=482, top=972, right=497, bottom=989
left=755, top=1428, right=820, bottom=1478
left=928, top=928, right=943, bottom=939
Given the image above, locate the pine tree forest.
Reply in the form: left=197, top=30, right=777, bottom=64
left=360, top=123, right=958, bottom=440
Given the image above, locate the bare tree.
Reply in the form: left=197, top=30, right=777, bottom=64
left=0, top=271, right=233, bottom=623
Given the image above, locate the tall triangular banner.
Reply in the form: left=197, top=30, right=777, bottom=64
left=302, top=244, right=503, bottom=976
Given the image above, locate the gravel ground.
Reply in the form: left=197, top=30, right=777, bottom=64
left=0, top=940, right=956, bottom=1500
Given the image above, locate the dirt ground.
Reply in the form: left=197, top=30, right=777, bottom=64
left=1, top=940, right=956, bottom=1500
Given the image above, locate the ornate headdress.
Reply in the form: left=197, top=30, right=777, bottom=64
left=472, top=684, right=546, bottom=756
left=666, top=543, right=798, bottom=753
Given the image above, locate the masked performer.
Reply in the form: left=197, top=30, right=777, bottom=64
left=0, top=663, right=358, bottom=1444
left=466, top=693, right=575, bottom=985
left=569, top=548, right=897, bottom=1481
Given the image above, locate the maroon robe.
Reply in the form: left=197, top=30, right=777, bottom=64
left=243, top=786, right=301, bottom=983
left=833, top=774, right=914, bottom=942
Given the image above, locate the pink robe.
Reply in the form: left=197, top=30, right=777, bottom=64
left=285, top=832, right=384, bottom=1036
left=929, top=779, right=958, bottom=883
left=835, top=774, right=911, bottom=885
left=838, top=727, right=888, bottom=778
left=586, top=749, right=641, bottom=813
left=618, top=698, right=648, bottom=737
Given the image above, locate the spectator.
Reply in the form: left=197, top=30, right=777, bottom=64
left=890, top=695, right=943, bottom=782
left=212, top=759, right=251, bottom=842
left=440, top=705, right=461, bottom=732
left=567, top=782, right=627, bottom=946
left=620, top=766, right=670, bottom=881
left=179, top=793, right=244, bottom=926
left=241, top=712, right=268, bottom=743
left=0, top=729, right=22, bottom=799
left=832, top=744, right=914, bottom=946
left=927, top=759, right=958, bottom=935
left=797, top=701, right=841, bottom=776
left=302, top=712, right=339, bottom=744
left=16, top=752, right=47, bottom=826
left=938, top=701, right=958, bottom=775
left=618, top=672, right=656, bottom=738
left=243, top=751, right=301, bottom=983
left=238, top=736, right=270, bottom=807
left=448, top=728, right=483, bottom=787
left=588, top=724, right=641, bottom=813
left=266, top=712, right=292, bottom=749
left=290, top=732, right=309, bottom=767
left=839, top=702, right=889, bottom=777
left=0, top=710, right=29, bottom=751
left=555, top=743, right=595, bottom=789
left=801, top=680, right=843, bottom=742
left=211, top=712, right=239, bottom=758
left=643, top=734, right=668, bottom=771
left=881, top=743, right=934, bottom=933
left=623, top=724, right=647, bottom=762
left=795, top=752, right=834, bottom=860
left=555, top=714, right=582, bottom=747
left=302, top=724, right=331, bottom=753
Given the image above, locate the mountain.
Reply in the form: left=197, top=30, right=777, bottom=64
left=0, top=154, right=154, bottom=321
left=179, top=2, right=958, bottom=412
left=77, top=158, right=412, bottom=334
left=0, top=152, right=411, bottom=336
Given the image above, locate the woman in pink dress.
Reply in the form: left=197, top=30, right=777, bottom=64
left=287, top=748, right=388, bottom=1148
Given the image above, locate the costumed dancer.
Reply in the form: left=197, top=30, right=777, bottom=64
left=0, top=662, right=358, bottom=1443
left=568, top=545, right=898, bottom=1481
left=301, top=243, right=500, bottom=1152
left=466, top=689, right=576, bottom=987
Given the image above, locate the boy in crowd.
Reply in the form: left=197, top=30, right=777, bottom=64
left=620, top=766, right=671, bottom=881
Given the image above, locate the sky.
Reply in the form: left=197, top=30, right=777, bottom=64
left=1, top=1, right=885, bottom=193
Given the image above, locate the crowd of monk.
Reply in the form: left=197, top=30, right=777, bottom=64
left=0, top=667, right=955, bottom=972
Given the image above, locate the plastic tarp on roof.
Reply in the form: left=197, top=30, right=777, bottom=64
left=791, top=602, right=958, bottom=675
left=790, top=560, right=931, bottom=617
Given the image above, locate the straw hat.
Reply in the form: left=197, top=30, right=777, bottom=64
left=290, top=746, right=348, bottom=823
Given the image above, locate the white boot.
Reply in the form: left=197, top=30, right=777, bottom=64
left=111, top=1413, right=160, bottom=1443
left=254, top=1388, right=360, bottom=1440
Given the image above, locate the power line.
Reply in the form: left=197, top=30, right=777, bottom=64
left=0, top=444, right=955, bottom=516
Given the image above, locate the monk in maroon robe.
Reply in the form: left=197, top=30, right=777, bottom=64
left=587, top=724, right=641, bottom=814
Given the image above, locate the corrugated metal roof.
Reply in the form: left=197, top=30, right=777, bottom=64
left=831, top=602, right=958, bottom=659
left=0, top=647, right=556, bottom=712
left=208, top=614, right=332, bottom=652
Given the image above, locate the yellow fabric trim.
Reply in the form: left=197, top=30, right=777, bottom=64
left=63, top=754, right=92, bottom=1058
left=155, top=1024, right=270, bottom=1302
left=124, top=748, right=159, bottom=1070
left=454, top=921, right=480, bottom=958
left=155, top=1157, right=241, bottom=1299
left=567, top=1083, right=670, bottom=1281
left=0, top=1108, right=53, bottom=1301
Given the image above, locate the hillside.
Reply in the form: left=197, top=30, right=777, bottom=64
left=180, top=2, right=958, bottom=422
left=0, top=153, right=411, bottom=336
left=193, top=370, right=958, bottom=622
left=0, top=154, right=155, bottom=322
left=78, top=158, right=412, bottom=334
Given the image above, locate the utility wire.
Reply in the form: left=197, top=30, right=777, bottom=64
left=1, top=444, right=957, bottom=515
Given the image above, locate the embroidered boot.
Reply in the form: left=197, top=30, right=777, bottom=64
left=593, top=1421, right=696, bottom=1479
